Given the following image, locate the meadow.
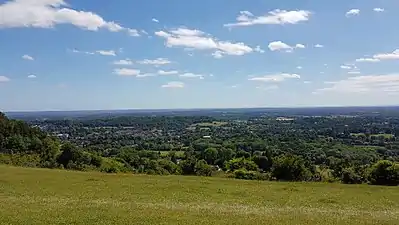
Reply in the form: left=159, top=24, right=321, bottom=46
left=0, top=166, right=398, bottom=225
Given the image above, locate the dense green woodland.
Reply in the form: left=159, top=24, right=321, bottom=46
left=1, top=111, right=398, bottom=185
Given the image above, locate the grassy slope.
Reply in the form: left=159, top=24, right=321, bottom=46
left=0, top=166, right=398, bottom=225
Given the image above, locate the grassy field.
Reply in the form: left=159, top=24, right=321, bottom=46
left=0, top=166, right=398, bottom=225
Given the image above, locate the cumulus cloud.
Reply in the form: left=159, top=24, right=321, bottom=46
left=162, top=81, right=184, bottom=88
left=295, top=44, right=305, bottom=49
left=354, top=49, right=399, bottom=62
left=113, top=68, right=155, bottom=78
left=346, top=9, right=360, bottom=16
left=113, top=68, right=141, bottom=76
left=314, top=44, right=324, bottom=48
left=0, top=0, right=139, bottom=36
left=96, top=50, right=116, bottom=56
left=373, top=8, right=384, bottom=12
left=316, top=74, right=399, bottom=93
left=71, top=49, right=116, bottom=56
left=355, top=58, right=380, bottom=63
left=249, top=73, right=300, bottom=82
left=297, top=66, right=303, bottom=69
left=155, top=27, right=258, bottom=58
left=224, top=9, right=311, bottom=27
left=152, top=18, right=159, bottom=23
left=268, top=41, right=305, bottom=52
left=374, top=49, right=399, bottom=60
left=27, top=74, right=37, bottom=78
left=179, top=73, right=204, bottom=79
left=340, top=65, right=352, bottom=69
left=0, top=76, right=10, bottom=82
left=113, top=59, right=133, bottom=65
left=137, top=58, right=171, bottom=65
left=22, top=54, right=34, bottom=60
left=158, top=70, right=179, bottom=75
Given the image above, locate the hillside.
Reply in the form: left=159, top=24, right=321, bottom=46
left=0, top=166, right=398, bottom=225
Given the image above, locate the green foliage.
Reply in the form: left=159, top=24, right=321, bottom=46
left=368, top=160, right=399, bottom=186
left=194, top=159, right=213, bottom=176
left=233, top=169, right=270, bottom=180
left=272, top=155, right=312, bottom=181
left=225, top=157, right=258, bottom=172
left=341, top=167, right=363, bottom=184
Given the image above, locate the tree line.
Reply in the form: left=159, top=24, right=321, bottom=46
left=0, top=112, right=398, bottom=186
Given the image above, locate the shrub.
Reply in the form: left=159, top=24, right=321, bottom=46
left=368, top=160, right=399, bottom=186
left=341, top=167, right=363, bottom=184
left=225, top=158, right=258, bottom=172
left=272, top=155, right=312, bottom=181
left=194, top=160, right=213, bottom=176
left=234, top=169, right=270, bottom=181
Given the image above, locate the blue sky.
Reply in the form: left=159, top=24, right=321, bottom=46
left=1, top=0, right=399, bottom=111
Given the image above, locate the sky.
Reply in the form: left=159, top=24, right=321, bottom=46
left=1, top=0, right=399, bottom=111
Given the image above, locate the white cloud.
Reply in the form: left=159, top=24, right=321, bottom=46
left=314, top=44, right=324, bottom=48
left=70, top=49, right=94, bottom=55
left=152, top=18, right=159, bottom=23
left=303, top=81, right=312, bottom=84
left=346, top=9, right=360, bottom=16
left=340, top=65, right=352, bottom=69
left=127, top=28, right=140, bottom=37
left=113, top=59, right=133, bottom=65
left=373, top=8, right=384, bottom=12
left=71, top=49, right=116, bottom=56
left=0, top=76, right=10, bottom=82
left=179, top=73, right=204, bottom=79
left=297, top=66, right=303, bottom=69
left=158, top=70, right=179, bottom=75
left=355, top=58, right=380, bottom=63
left=268, top=41, right=292, bottom=52
left=316, top=74, right=399, bottom=93
left=224, top=9, right=311, bottom=27
left=27, top=74, right=37, bottom=78
left=155, top=27, right=257, bottom=57
left=353, top=49, right=399, bottom=62
left=162, top=81, right=184, bottom=88
left=212, top=51, right=224, bottom=59
left=96, top=50, right=116, bottom=56
left=22, top=54, right=34, bottom=60
left=113, top=68, right=141, bottom=76
left=374, top=49, right=399, bottom=60
left=268, top=41, right=304, bottom=52
left=255, top=46, right=265, bottom=53
left=0, top=0, right=139, bottom=37
left=113, top=68, right=155, bottom=78
left=249, top=73, right=300, bottom=82
left=295, top=44, right=305, bottom=49
left=348, top=71, right=361, bottom=74
left=137, top=58, right=171, bottom=65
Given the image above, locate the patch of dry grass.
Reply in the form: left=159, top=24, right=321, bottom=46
left=0, top=165, right=398, bottom=224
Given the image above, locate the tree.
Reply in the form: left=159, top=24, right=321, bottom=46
left=179, top=157, right=197, bottom=175
left=225, top=157, right=258, bottom=171
left=194, top=160, right=213, bottom=176
left=341, top=167, right=363, bottom=184
left=57, top=142, right=84, bottom=167
left=369, top=160, right=399, bottom=186
left=272, top=155, right=312, bottom=181
left=253, top=155, right=272, bottom=172
left=203, top=147, right=218, bottom=165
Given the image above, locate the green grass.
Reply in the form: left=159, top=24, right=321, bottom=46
left=0, top=166, right=398, bottom=225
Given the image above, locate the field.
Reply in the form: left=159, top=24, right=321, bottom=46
left=0, top=166, right=398, bottom=225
